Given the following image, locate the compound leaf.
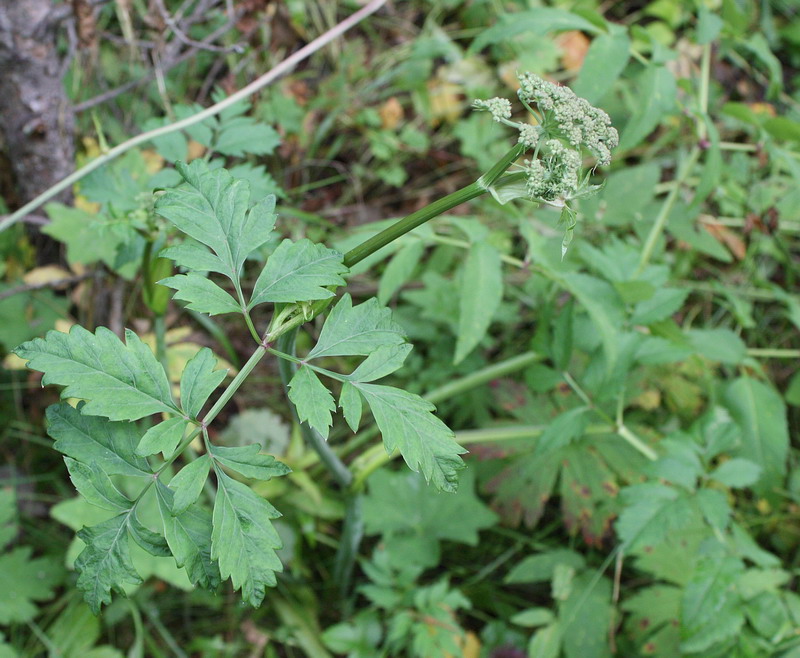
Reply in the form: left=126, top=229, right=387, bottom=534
left=209, top=444, right=291, bottom=481
left=155, top=160, right=275, bottom=283
left=211, top=468, right=283, bottom=607
left=75, top=512, right=142, bottom=614
left=308, top=294, right=406, bottom=359
left=180, top=347, right=228, bottom=419
left=353, top=383, right=466, bottom=492
left=215, top=118, right=281, bottom=157
left=15, top=326, right=177, bottom=421
left=155, top=482, right=220, bottom=589
left=136, top=417, right=188, bottom=458
left=128, top=514, right=171, bottom=557
left=169, top=454, right=211, bottom=515
left=64, top=458, right=131, bottom=511
left=159, top=273, right=242, bottom=316
left=287, top=365, right=336, bottom=438
left=47, top=402, right=152, bottom=477
left=159, top=243, right=227, bottom=276
left=249, top=239, right=347, bottom=308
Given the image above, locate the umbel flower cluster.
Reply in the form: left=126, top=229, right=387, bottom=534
left=473, top=72, right=618, bottom=206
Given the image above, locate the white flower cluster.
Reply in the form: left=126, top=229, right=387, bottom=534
left=517, top=72, right=618, bottom=166
left=472, top=97, right=512, bottom=122
left=524, top=139, right=581, bottom=203
left=517, top=123, right=540, bottom=148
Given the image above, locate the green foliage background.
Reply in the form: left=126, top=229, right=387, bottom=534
left=2, top=0, right=800, bottom=656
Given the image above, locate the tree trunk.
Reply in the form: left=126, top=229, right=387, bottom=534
left=0, top=0, right=75, bottom=211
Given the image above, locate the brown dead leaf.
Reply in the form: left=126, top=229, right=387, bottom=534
left=379, top=97, right=404, bottom=130
left=187, top=140, right=206, bottom=161
left=426, top=77, right=463, bottom=126
left=557, top=31, right=590, bottom=72
left=703, top=221, right=747, bottom=260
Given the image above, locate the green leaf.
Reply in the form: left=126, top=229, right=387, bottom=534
left=287, top=366, right=336, bottom=438
left=159, top=244, right=227, bottom=276
left=353, top=383, right=466, bottom=492
left=248, top=239, right=347, bottom=308
left=687, top=328, right=746, bottom=364
left=722, top=377, right=789, bottom=500
left=339, top=381, right=363, bottom=432
left=378, top=241, right=424, bottom=304
left=215, top=118, right=281, bottom=157
left=211, top=467, right=283, bottom=607
left=46, top=403, right=152, bottom=477
left=155, top=482, right=220, bottom=590
left=180, top=347, right=228, bottom=419
left=470, top=8, right=600, bottom=52
left=64, top=458, right=132, bottom=511
left=155, top=160, right=275, bottom=283
left=42, top=203, right=125, bottom=270
left=709, top=458, right=762, bottom=488
left=128, top=514, right=171, bottom=557
left=74, top=512, right=142, bottom=614
left=535, top=407, right=590, bottom=456
left=347, top=344, right=413, bottom=382
left=363, top=469, right=496, bottom=569
left=135, top=417, right=188, bottom=458
left=527, top=624, right=562, bottom=658
left=511, top=607, right=555, bottom=627
left=615, top=483, right=692, bottom=552
left=209, top=444, right=291, bottom=481
left=618, top=66, right=677, bottom=151
left=308, top=294, right=406, bottom=360
left=622, top=585, right=681, bottom=654
left=454, top=242, right=503, bottom=364
left=559, top=571, right=613, bottom=658
left=572, top=29, right=630, bottom=104
left=696, top=5, right=723, bottom=44
left=159, top=273, right=242, bottom=315
left=505, top=549, right=585, bottom=584
left=15, top=327, right=177, bottom=421
left=169, top=455, right=211, bottom=515
left=680, top=554, right=745, bottom=653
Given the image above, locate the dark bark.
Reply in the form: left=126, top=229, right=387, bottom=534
left=0, top=0, right=75, bottom=209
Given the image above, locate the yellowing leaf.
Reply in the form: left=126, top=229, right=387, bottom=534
left=23, top=266, right=73, bottom=286
left=380, top=97, right=404, bottom=130
left=557, top=30, right=590, bottom=71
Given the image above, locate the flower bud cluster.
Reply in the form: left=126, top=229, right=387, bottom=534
left=524, top=139, right=581, bottom=203
left=517, top=72, right=618, bottom=166
left=472, top=97, right=512, bottom=123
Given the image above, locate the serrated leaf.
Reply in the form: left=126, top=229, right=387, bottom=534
left=347, top=344, right=413, bottom=382
left=169, top=455, right=211, bottom=515
left=339, top=382, right=363, bottom=432
left=353, top=383, right=466, bottom=492
left=249, top=239, right=347, bottom=308
left=454, top=242, right=502, bottom=364
left=15, top=326, right=177, bottom=421
left=128, top=513, right=171, bottom=557
left=308, top=294, right=406, bottom=359
left=709, top=458, right=762, bottom=488
left=74, top=512, right=142, bottom=614
left=210, top=444, right=290, bottom=481
left=287, top=366, right=336, bottom=438
left=211, top=467, right=283, bottom=607
left=64, top=458, right=132, bottom=511
left=615, top=483, right=691, bottom=552
left=160, top=273, right=242, bottom=315
left=46, top=403, right=152, bottom=477
left=155, top=161, right=275, bottom=283
left=180, top=347, right=228, bottom=419
left=215, top=118, right=281, bottom=157
left=155, top=482, right=220, bottom=589
left=136, top=417, right=188, bottom=457
left=159, top=244, right=227, bottom=276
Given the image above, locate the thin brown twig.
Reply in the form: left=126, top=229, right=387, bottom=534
left=0, top=272, right=93, bottom=302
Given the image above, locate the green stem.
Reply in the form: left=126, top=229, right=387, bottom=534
left=343, top=145, right=525, bottom=269
left=153, top=314, right=168, bottom=374
left=746, top=348, right=800, bottom=359
left=202, top=345, right=268, bottom=426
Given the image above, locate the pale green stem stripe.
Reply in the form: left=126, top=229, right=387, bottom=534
left=0, top=0, right=388, bottom=233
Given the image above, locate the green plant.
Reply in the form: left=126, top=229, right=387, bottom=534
left=11, top=73, right=615, bottom=614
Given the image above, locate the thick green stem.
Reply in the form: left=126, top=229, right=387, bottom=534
left=202, top=345, right=268, bottom=426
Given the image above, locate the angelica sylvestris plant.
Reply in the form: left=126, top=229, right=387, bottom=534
left=474, top=72, right=619, bottom=254
left=14, top=73, right=617, bottom=613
